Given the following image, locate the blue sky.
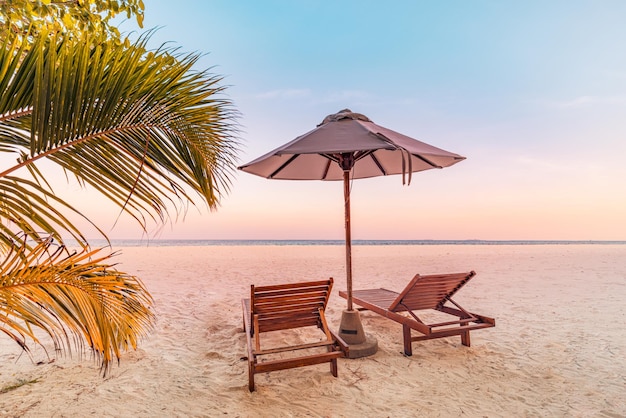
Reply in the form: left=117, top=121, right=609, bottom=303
left=85, top=0, right=626, bottom=240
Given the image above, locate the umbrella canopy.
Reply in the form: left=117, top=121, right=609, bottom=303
left=239, top=109, right=465, bottom=184
left=239, top=109, right=465, bottom=314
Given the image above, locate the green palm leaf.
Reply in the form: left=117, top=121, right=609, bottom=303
left=1, top=30, right=240, bottom=243
left=0, top=176, right=99, bottom=250
left=1, top=28, right=239, bottom=373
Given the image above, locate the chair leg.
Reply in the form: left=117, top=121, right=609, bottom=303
left=402, top=324, right=413, bottom=356
left=330, top=358, right=338, bottom=377
left=327, top=344, right=338, bottom=377
left=461, top=331, right=471, bottom=347
left=248, top=361, right=255, bottom=392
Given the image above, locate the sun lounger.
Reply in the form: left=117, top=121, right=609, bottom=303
left=242, top=278, right=348, bottom=391
left=339, top=271, right=494, bottom=356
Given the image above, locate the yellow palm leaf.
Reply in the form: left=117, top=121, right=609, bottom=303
left=0, top=237, right=154, bottom=374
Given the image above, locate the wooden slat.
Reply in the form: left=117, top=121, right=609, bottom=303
left=255, top=309, right=320, bottom=320
left=251, top=279, right=332, bottom=334
left=255, top=302, right=324, bottom=315
left=255, top=289, right=329, bottom=301
left=257, top=317, right=321, bottom=333
left=400, top=296, right=444, bottom=310
left=255, top=301, right=326, bottom=311
left=340, top=271, right=495, bottom=354
left=427, top=317, right=477, bottom=328
left=391, top=271, right=475, bottom=311
left=255, top=311, right=321, bottom=321
left=254, top=351, right=342, bottom=374
left=255, top=339, right=334, bottom=355
left=241, top=299, right=256, bottom=376
left=342, top=289, right=398, bottom=309
left=242, top=278, right=345, bottom=391
left=252, top=279, right=332, bottom=293
left=411, top=322, right=495, bottom=341
left=256, top=314, right=320, bottom=323
left=388, top=274, right=423, bottom=310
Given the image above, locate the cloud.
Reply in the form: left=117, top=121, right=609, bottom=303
left=253, top=88, right=420, bottom=109
left=319, top=90, right=372, bottom=103
left=254, top=89, right=312, bottom=99
left=314, top=90, right=419, bottom=107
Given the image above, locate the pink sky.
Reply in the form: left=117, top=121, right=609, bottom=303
left=10, top=2, right=626, bottom=242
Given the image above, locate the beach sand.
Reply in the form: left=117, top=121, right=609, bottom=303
left=1, top=244, right=625, bottom=417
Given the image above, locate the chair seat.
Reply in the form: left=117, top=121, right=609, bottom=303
left=242, top=278, right=348, bottom=391
left=339, top=271, right=495, bottom=356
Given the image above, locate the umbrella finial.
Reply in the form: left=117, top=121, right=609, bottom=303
left=318, top=109, right=372, bottom=126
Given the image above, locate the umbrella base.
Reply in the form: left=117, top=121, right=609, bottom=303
left=338, top=309, right=378, bottom=358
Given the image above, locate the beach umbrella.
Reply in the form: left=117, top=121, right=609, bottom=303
left=238, top=109, right=465, bottom=354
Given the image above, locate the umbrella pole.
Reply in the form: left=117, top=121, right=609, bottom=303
left=343, top=170, right=353, bottom=311
left=337, top=168, right=378, bottom=358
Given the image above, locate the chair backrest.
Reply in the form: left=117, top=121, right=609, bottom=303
left=388, top=271, right=476, bottom=311
left=251, top=278, right=333, bottom=333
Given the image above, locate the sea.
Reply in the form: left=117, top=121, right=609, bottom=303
left=80, top=239, right=626, bottom=247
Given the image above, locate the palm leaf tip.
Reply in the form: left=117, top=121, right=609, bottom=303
left=2, top=29, right=241, bottom=234
left=1, top=239, right=155, bottom=374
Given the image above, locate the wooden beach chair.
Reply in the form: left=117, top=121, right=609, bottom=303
left=242, top=278, right=348, bottom=392
left=339, top=271, right=495, bottom=356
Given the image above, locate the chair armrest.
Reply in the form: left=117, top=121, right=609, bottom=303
left=330, top=330, right=350, bottom=357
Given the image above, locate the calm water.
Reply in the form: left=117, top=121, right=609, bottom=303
left=82, top=239, right=626, bottom=247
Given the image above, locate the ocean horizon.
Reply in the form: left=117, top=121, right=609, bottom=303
left=78, top=239, right=626, bottom=247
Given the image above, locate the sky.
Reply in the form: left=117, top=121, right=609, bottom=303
left=61, top=1, right=626, bottom=240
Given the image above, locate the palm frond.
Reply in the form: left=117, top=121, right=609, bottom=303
left=0, top=176, right=98, bottom=250
left=0, top=29, right=236, bottom=374
left=0, top=237, right=154, bottom=374
left=0, top=30, right=35, bottom=152
left=1, top=29, right=240, bottom=238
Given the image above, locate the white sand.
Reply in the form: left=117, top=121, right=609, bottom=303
left=1, top=244, right=625, bottom=417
